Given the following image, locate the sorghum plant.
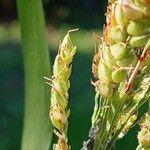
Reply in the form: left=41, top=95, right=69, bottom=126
left=46, top=29, right=77, bottom=150
left=48, top=0, right=150, bottom=150
left=82, top=0, right=150, bottom=149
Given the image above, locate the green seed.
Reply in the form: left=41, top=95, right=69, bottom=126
left=116, top=53, right=136, bottom=67
left=129, top=34, right=150, bottom=47
left=98, top=62, right=112, bottom=82
left=127, top=21, right=144, bottom=36
left=127, top=20, right=150, bottom=36
left=98, top=82, right=113, bottom=98
left=109, top=25, right=127, bottom=43
left=110, top=42, right=128, bottom=60
left=112, top=68, right=127, bottom=83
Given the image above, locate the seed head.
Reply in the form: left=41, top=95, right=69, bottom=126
left=48, top=30, right=77, bottom=150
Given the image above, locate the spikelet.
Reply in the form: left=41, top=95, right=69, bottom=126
left=47, top=29, right=78, bottom=150
left=137, top=113, right=150, bottom=150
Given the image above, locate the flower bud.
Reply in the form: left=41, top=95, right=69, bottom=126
left=60, top=33, right=76, bottom=63
left=61, top=33, right=73, bottom=49
left=109, top=25, right=127, bottom=43
left=92, top=52, right=100, bottom=79
left=53, top=56, right=71, bottom=81
left=116, top=53, right=136, bottom=66
left=50, top=107, right=67, bottom=131
left=107, top=32, right=116, bottom=45
left=51, top=90, right=68, bottom=110
left=122, top=0, right=144, bottom=20
left=115, top=3, right=129, bottom=27
left=129, top=34, right=150, bottom=47
left=97, top=82, right=113, bottom=98
left=140, top=113, right=150, bottom=130
left=53, top=59, right=72, bottom=81
left=53, top=56, right=65, bottom=74
left=127, top=20, right=150, bottom=36
left=103, top=47, right=116, bottom=68
left=52, top=79, right=66, bottom=94
left=54, top=137, right=69, bottom=150
left=98, top=62, right=112, bottom=82
left=110, top=42, right=128, bottom=60
left=138, top=129, right=150, bottom=147
left=112, top=68, right=127, bottom=83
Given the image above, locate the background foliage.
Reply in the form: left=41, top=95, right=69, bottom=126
left=0, top=0, right=148, bottom=149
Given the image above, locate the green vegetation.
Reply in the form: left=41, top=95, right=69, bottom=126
left=16, top=0, right=52, bottom=150
left=1, top=0, right=149, bottom=150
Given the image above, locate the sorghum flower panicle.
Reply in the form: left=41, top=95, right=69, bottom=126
left=48, top=29, right=78, bottom=150
left=82, top=0, right=150, bottom=149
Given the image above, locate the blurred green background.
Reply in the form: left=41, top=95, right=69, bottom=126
left=0, top=0, right=148, bottom=149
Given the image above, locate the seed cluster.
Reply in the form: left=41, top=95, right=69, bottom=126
left=93, top=0, right=150, bottom=99
left=89, top=0, right=150, bottom=149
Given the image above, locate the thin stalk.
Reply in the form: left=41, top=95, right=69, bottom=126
left=93, top=99, right=109, bottom=150
left=92, top=92, right=100, bottom=126
left=110, top=145, right=115, bottom=150
left=16, top=0, right=52, bottom=150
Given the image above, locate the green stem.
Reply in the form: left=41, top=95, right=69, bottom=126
left=16, top=0, right=52, bottom=150
left=93, top=99, right=110, bottom=150
left=148, top=99, right=150, bottom=115
left=110, top=144, right=115, bottom=150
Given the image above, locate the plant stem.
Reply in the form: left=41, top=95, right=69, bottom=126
left=111, top=144, right=115, bottom=150
left=16, top=0, right=52, bottom=150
